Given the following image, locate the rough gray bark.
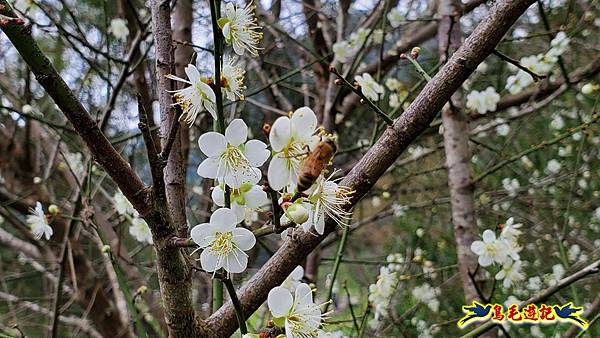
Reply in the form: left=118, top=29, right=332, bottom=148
left=207, top=0, right=537, bottom=335
left=149, top=0, right=209, bottom=336
left=169, top=0, right=193, bottom=238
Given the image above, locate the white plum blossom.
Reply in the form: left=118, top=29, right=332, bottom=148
left=550, top=113, right=565, bottom=129
left=129, top=217, right=153, bottom=244
left=368, top=266, right=399, bottom=322
left=526, top=276, right=542, bottom=291
left=502, top=178, right=520, bottom=197
left=220, top=3, right=262, bottom=56
left=221, top=56, right=246, bottom=101
left=501, top=218, right=522, bottom=244
left=470, top=230, right=508, bottom=267
left=466, top=87, right=500, bottom=114
left=496, top=122, right=511, bottom=136
left=392, top=203, right=408, bottom=217
left=333, top=40, right=352, bottom=63
left=387, top=7, right=404, bottom=28
left=333, top=29, right=381, bottom=65
left=385, top=78, right=402, bottom=91
left=546, top=159, right=561, bottom=174
left=27, top=202, right=53, bottom=240
left=355, top=73, right=384, bottom=101
left=412, top=283, right=441, bottom=312
left=211, top=183, right=268, bottom=224
left=268, top=283, right=323, bottom=338
left=547, top=31, right=570, bottom=58
left=551, top=264, right=565, bottom=282
left=268, top=107, right=320, bottom=191
left=190, top=208, right=256, bottom=274
left=113, top=190, right=135, bottom=216
left=298, top=172, right=353, bottom=234
left=281, top=266, right=304, bottom=292
left=495, top=260, right=524, bottom=288
left=505, top=54, right=552, bottom=94
left=197, top=119, right=270, bottom=189
left=108, top=18, right=129, bottom=41
left=166, top=64, right=217, bottom=125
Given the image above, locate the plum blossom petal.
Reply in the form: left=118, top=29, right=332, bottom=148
left=268, top=286, right=293, bottom=317
left=190, top=223, right=214, bottom=248
left=244, top=139, right=270, bottom=167
left=232, top=227, right=256, bottom=250
left=225, top=119, right=248, bottom=147
left=198, top=132, right=227, bottom=157
left=197, top=158, right=220, bottom=178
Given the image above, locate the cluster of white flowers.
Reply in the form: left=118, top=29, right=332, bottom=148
left=113, top=190, right=153, bottom=245
left=267, top=108, right=353, bottom=233
left=466, top=87, right=500, bottom=114
left=368, top=265, right=399, bottom=323
left=410, top=318, right=439, bottom=338
left=165, top=3, right=260, bottom=126
left=386, top=78, right=408, bottom=109
left=505, top=31, right=570, bottom=94
left=411, top=283, right=440, bottom=312
left=26, top=202, right=53, bottom=240
left=471, top=217, right=525, bottom=288
left=333, top=28, right=383, bottom=63
left=502, top=178, right=520, bottom=197
left=367, top=253, right=409, bottom=327
left=546, top=159, right=561, bottom=174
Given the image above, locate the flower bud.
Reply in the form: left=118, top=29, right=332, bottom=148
left=399, top=53, right=407, bottom=59
left=411, top=46, right=421, bottom=59
left=48, top=204, right=60, bottom=215
left=581, top=83, right=597, bottom=95
left=101, top=245, right=111, bottom=254
left=137, top=285, right=148, bottom=295
left=328, top=65, right=337, bottom=73
left=334, top=79, right=343, bottom=86
left=286, top=203, right=309, bottom=224
left=33, top=177, right=42, bottom=184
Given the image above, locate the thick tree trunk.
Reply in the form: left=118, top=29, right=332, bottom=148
left=168, top=0, right=193, bottom=238
left=438, top=1, right=497, bottom=335
left=438, top=0, right=483, bottom=303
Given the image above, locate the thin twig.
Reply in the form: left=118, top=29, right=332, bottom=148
left=492, top=49, right=547, bottom=82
